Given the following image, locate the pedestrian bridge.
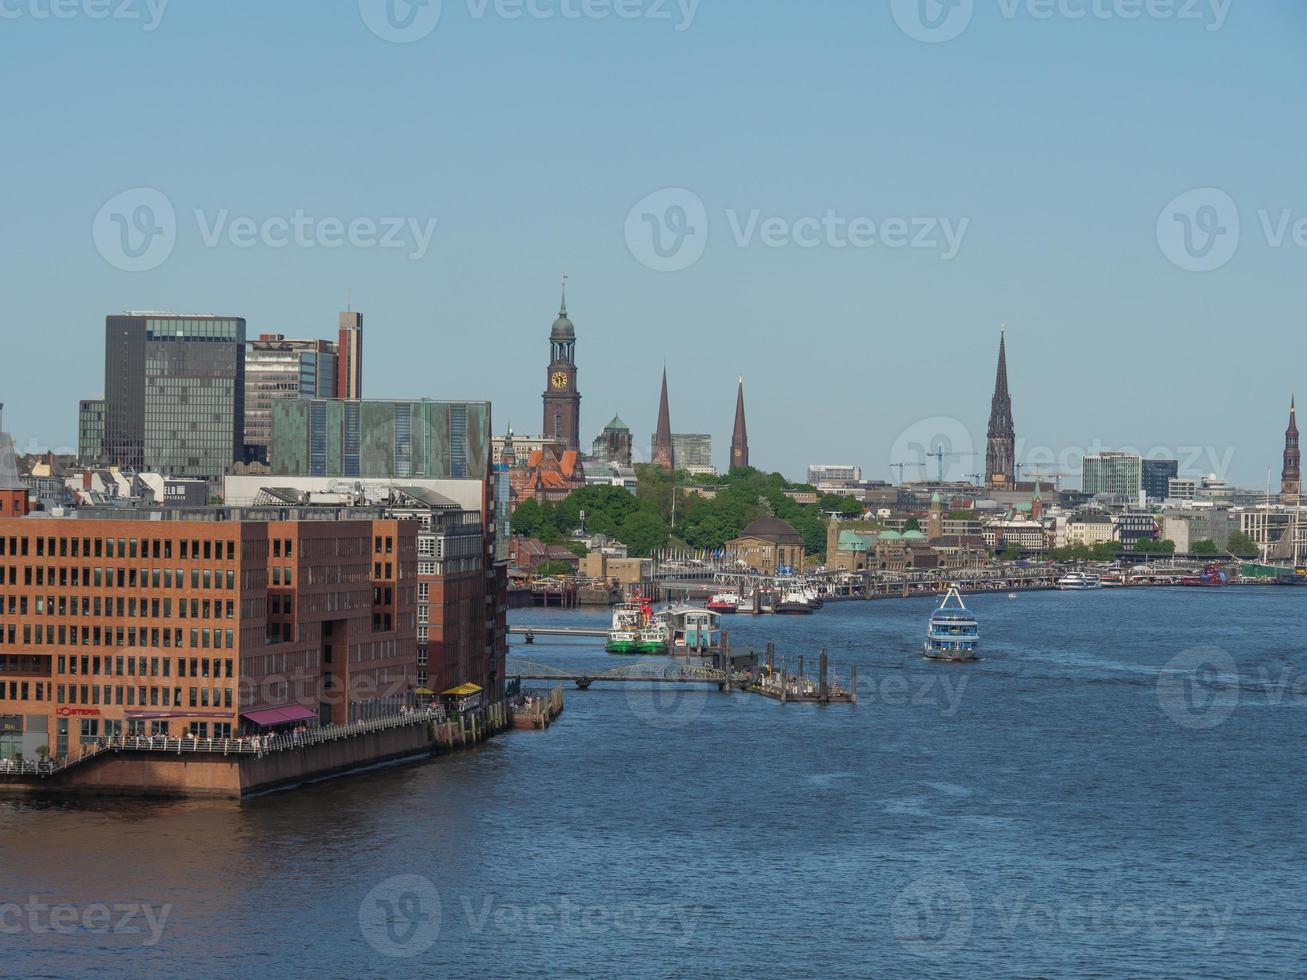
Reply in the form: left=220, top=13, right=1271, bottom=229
left=507, top=659, right=730, bottom=690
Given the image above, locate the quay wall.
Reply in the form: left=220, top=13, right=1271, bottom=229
left=0, top=703, right=517, bottom=802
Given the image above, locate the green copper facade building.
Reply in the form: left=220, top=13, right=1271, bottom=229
left=271, top=399, right=492, bottom=480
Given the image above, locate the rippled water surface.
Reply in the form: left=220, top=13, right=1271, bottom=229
left=2, top=589, right=1305, bottom=978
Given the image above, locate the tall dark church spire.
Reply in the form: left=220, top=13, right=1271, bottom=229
left=1282, top=395, right=1301, bottom=503
left=542, top=277, right=581, bottom=452
left=651, top=368, right=674, bottom=471
left=730, top=376, right=749, bottom=471
left=984, top=328, right=1016, bottom=488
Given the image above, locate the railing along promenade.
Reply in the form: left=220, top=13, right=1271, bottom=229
left=0, top=707, right=448, bottom=779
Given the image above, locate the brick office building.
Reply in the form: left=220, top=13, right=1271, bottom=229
left=0, top=510, right=419, bottom=762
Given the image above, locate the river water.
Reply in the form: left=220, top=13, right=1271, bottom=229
left=2, top=588, right=1304, bottom=978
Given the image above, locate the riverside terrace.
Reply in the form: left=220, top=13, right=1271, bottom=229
left=0, top=700, right=520, bottom=799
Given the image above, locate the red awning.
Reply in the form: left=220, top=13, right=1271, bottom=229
left=240, top=704, right=318, bottom=728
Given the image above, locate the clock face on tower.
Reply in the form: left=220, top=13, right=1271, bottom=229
left=551, top=371, right=569, bottom=390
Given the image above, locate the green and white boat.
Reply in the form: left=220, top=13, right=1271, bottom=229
left=605, top=603, right=644, bottom=654
left=637, top=617, right=671, bottom=655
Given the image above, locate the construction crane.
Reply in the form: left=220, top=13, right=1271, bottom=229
left=922, top=449, right=979, bottom=483
left=1020, top=467, right=1071, bottom=489
left=890, top=461, right=925, bottom=485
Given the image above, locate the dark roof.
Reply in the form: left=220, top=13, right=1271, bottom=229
left=738, top=517, right=803, bottom=544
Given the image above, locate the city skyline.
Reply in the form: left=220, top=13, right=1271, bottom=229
left=2, top=4, right=1305, bottom=486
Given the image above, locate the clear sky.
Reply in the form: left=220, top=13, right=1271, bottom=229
left=2, top=0, right=1304, bottom=487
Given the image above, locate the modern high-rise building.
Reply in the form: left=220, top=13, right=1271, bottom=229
left=672, top=434, right=714, bottom=474
left=243, top=334, right=338, bottom=464
left=270, top=399, right=492, bottom=480
left=1282, top=396, right=1300, bottom=504
left=78, top=399, right=106, bottom=464
left=730, top=377, right=749, bottom=471
left=984, top=329, right=1016, bottom=488
left=260, top=398, right=505, bottom=706
left=591, top=415, right=633, bottom=466
left=542, top=288, right=581, bottom=452
left=651, top=369, right=674, bottom=471
left=100, top=313, right=246, bottom=480
left=337, top=310, right=363, bottom=400
left=1141, top=459, right=1179, bottom=502
left=1083, top=452, right=1143, bottom=499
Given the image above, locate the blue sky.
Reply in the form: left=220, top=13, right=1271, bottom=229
left=2, top=0, right=1304, bottom=486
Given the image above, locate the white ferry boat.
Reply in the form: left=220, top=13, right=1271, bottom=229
left=1057, top=572, right=1103, bottom=591
left=923, top=586, right=979, bottom=662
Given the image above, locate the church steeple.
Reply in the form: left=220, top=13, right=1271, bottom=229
left=1282, top=394, right=1301, bottom=503
left=730, top=375, right=749, bottom=471
left=985, top=327, right=1016, bottom=488
left=543, top=277, right=581, bottom=452
left=651, top=368, right=675, bottom=471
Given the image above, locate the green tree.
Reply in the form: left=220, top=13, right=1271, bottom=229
left=619, top=510, right=670, bottom=557
left=510, top=498, right=547, bottom=538
left=1228, top=532, right=1259, bottom=558
left=1191, top=540, right=1220, bottom=556
left=999, top=546, right=1022, bottom=562
left=904, top=517, right=922, bottom=532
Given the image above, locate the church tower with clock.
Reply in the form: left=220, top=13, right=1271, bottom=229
left=542, top=282, right=581, bottom=452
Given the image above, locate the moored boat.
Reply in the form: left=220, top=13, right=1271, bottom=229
left=1181, top=563, right=1229, bottom=587
left=1057, top=572, right=1103, bottom=591
left=775, top=591, right=814, bottom=615
left=923, top=586, right=980, bottom=662
left=706, top=592, right=740, bottom=614
left=605, top=602, right=645, bottom=654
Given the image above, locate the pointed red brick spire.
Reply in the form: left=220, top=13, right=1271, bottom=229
left=1282, top=394, right=1301, bottom=503
left=730, top=375, right=749, bottom=471
left=651, top=368, right=674, bottom=471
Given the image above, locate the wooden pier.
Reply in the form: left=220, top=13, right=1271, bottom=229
left=731, top=643, right=857, bottom=704
left=511, top=686, right=565, bottom=730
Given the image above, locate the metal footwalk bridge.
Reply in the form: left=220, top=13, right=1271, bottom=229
left=507, top=659, right=730, bottom=690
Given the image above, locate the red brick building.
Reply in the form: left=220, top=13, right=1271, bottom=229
left=0, top=511, right=418, bottom=761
